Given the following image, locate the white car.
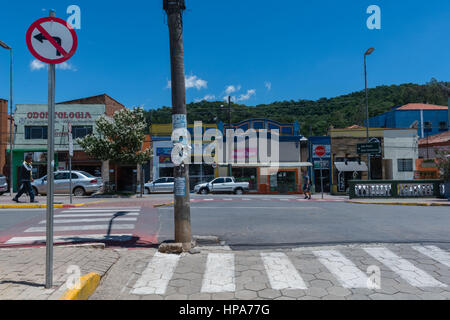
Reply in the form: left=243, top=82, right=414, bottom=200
left=194, top=177, right=249, bottom=195
left=143, top=177, right=175, bottom=194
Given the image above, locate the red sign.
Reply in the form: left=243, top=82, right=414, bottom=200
left=26, top=16, right=78, bottom=64
left=315, top=145, right=326, bottom=158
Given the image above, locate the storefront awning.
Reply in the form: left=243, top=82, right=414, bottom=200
left=334, top=161, right=368, bottom=172
left=218, top=162, right=312, bottom=167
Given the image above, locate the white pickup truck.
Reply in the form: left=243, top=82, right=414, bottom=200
left=194, top=177, right=249, bottom=195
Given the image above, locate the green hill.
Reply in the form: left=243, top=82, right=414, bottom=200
left=145, top=79, right=449, bottom=136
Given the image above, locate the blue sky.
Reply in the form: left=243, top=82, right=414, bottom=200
left=0, top=0, right=449, bottom=111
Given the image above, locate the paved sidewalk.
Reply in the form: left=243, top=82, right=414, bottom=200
left=348, top=198, right=450, bottom=206
left=0, top=246, right=119, bottom=300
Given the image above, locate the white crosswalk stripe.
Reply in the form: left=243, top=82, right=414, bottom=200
left=201, top=253, right=236, bottom=293
left=25, top=224, right=136, bottom=233
left=39, top=217, right=138, bottom=224
left=313, top=250, right=370, bottom=288
left=132, top=252, right=180, bottom=295
left=364, top=247, right=446, bottom=288
left=125, top=246, right=449, bottom=295
left=54, top=212, right=140, bottom=218
left=412, top=245, right=450, bottom=268
left=261, top=252, right=307, bottom=290
left=7, top=207, right=142, bottom=245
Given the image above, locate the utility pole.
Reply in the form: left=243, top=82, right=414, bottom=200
left=164, top=0, right=191, bottom=247
left=364, top=48, right=374, bottom=180
left=228, top=96, right=232, bottom=176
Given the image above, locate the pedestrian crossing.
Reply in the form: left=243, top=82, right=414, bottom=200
left=5, top=207, right=141, bottom=245
left=130, top=245, right=449, bottom=296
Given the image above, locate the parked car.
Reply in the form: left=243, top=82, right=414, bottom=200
left=142, top=177, right=175, bottom=194
left=0, top=174, right=7, bottom=195
left=31, top=171, right=102, bottom=196
left=194, top=177, right=249, bottom=195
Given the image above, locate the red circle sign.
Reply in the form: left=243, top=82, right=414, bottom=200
left=315, top=145, right=326, bottom=157
left=26, top=17, right=78, bottom=64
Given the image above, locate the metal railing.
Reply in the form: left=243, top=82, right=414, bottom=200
left=349, top=180, right=445, bottom=199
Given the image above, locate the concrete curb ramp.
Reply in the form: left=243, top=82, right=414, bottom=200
left=59, top=273, right=101, bottom=300
left=347, top=200, right=450, bottom=207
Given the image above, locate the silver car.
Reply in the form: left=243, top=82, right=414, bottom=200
left=32, top=171, right=102, bottom=196
left=143, top=177, right=175, bottom=194
left=0, top=174, right=7, bottom=195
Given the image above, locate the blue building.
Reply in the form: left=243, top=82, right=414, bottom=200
left=368, top=103, right=449, bottom=138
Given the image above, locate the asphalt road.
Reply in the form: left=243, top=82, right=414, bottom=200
left=0, top=209, right=45, bottom=232
left=157, top=199, right=450, bottom=249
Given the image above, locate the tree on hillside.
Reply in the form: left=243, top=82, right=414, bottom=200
left=77, top=107, right=151, bottom=192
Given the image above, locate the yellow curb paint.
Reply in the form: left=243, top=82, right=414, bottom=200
left=154, top=201, right=174, bottom=208
left=59, top=273, right=101, bottom=300
left=0, top=200, right=107, bottom=209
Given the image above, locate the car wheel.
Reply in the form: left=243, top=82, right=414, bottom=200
left=0, top=192, right=4, bottom=196
left=145, top=187, right=150, bottom=194
left=200, top=188, right=209, bottom=195
left=234, top=188, right=244, bottom=195
left=73, top=187, right=86, bottom=197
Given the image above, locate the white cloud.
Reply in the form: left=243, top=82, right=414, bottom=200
left=225, top=85, right=241, bottom=95
left=56, top=62, right=77, bottom=71
left=265, top=81, right=272, bottom=91
left=166, top=74, right=207, bottom=90
left=30, top=59, right=77, bottom=72
left=237, top=89, right=256, bottom=102
left=30, top=59, right=46, bottom=71
left=195, top=94, right=216, bottom=102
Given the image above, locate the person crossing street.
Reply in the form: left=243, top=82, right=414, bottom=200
left=12, top=154, right=37, bottom=203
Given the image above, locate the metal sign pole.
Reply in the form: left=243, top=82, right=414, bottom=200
left=45, top=9, right=56, bottom=290
left=69, top=123, right=73, bottom=204
left=320, top=157, right=324, bottom=199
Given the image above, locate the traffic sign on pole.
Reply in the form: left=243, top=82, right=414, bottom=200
left=314, top=145, right=326, bottom=158
left=26, top=16, right=78, bottom=65
left=26, top=12, right=78, bottom=289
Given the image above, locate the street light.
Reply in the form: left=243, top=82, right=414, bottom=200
left=0, top=40, right=13, bottom=196
left=364, top=47, right=374, bottom=180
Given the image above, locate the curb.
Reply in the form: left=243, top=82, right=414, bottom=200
left=59, top=272, right=101, bottom=300
left=154, top=201, right=174, bottom=208
left=0, top=200, right=107, bottom=209
left=347, top=200, right=450, bottom=207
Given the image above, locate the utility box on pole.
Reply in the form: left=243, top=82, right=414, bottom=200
left=164, top=0, right=191, bottom=249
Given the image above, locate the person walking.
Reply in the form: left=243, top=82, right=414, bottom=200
left=12, top=154, right=37, bottom=203
left=303, top=170, right=312, bottom=200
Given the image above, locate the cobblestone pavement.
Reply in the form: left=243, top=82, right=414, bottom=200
left=0, top=247, right=119, bottom=300
left=91, top=243, right=450, bottom=300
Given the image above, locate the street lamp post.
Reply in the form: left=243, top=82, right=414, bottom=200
left=364, top=47, right=374, bottom=180
left=0, top=40, right=13, bottom=196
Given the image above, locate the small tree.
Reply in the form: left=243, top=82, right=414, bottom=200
left=77, top=107, right=152, bottom=192
left=436, top=149, right=450, bottom=181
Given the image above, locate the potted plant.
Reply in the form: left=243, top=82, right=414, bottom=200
left=436, top=150, right=450, bottom=200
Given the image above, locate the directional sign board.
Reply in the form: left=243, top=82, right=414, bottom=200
left=26, top=17, right=78, bottom=64
left=357, top=142, right=381, bottom=154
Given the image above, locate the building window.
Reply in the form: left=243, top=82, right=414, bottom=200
left=72, top=126, right=93, bottom=139
left=439, top=122, right=448, bottom=131
left=398, top=159, right=413, bottom=172
left=424, top=121, right=432, bottom=132
left=25, top=126, right=48, bottom=140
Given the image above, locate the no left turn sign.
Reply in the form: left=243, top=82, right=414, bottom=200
left=26, top=17, right=78, bottom=64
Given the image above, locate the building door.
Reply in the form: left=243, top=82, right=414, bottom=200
left=276, top=171, right=297, bottom=194
left=314, top=169, right=330, bottom=192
